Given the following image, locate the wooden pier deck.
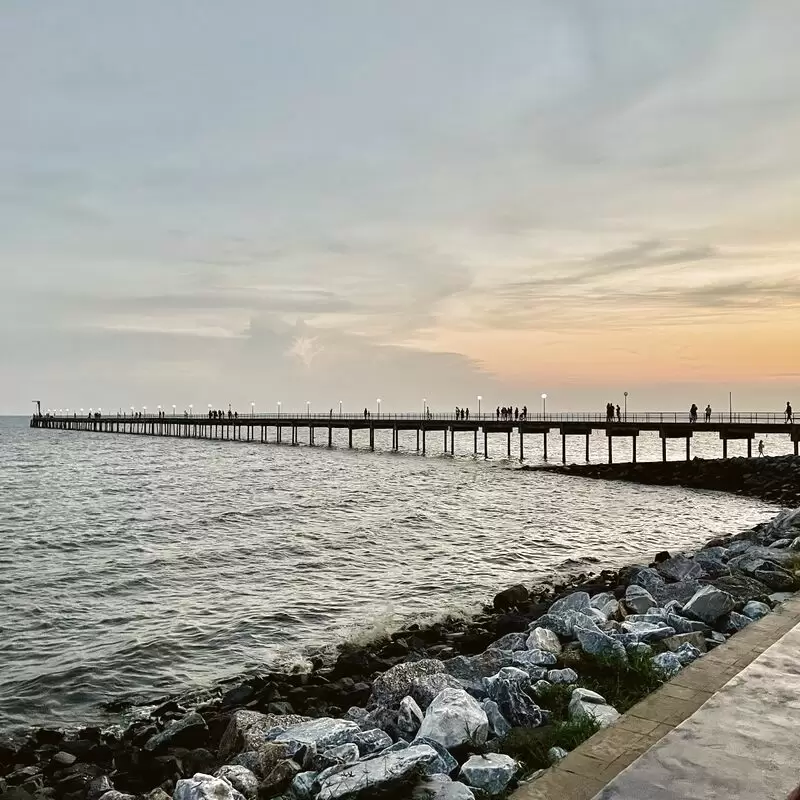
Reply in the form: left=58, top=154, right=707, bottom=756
left=30, top=411, right=799, bottom=463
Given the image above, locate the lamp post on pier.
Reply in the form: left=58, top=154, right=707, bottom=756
left=306, top=401, right=311, bottom=416
left=541, top=393, right=547, bottom=418
left=339, top=400, right=342, bottom=416
left=423, top=398, right=427, bottom=417
left=477, top=395, right=482, bottom=418
left=172, top=404, right=176, bottom=416
left=624, top=391, right=628, bottom=421
left=376, top=398, right=381, bottom=417
left=251, top=401, right=255, bottom=417
left=277, top=401, right=281, bottom=416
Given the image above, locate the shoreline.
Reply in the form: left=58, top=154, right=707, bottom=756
left=2, top=456, right=799, bottom=800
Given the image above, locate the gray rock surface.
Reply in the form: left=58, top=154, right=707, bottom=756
left=657, top=554, right=705, bottom=583
left=652, top=651, right=683, bottom=677
left=621, top=621, right=676, bottom=643
left=662, top=632, right=707, bottom=653
left=525, top=628, right=562, bottom=655
left=742, top=600, right=771, bottom=620
left=398, top=696, right=425, bottom=740
left=458, top=753, right=518, bottom=795
left=575, top=626, right=628, bottom=662
left=629, top=566, right=666, bottom=595
left=481, top=700, right=511, bottom=739
left=219, top=711, right=310, bottom=761
left=674, top=643, right=703, bottom=665
left=213, top=766, right=258, bottom=800
left=174, top=774, right=245, bottom=800
left=547, top=668, right=578, bottom=684
left=144, top=712, right=207, bottom=752
left=352, top=728, right=392, bottom=756
left=549, top=591, right=591, bottom=615
left=412, top=775, right=476, bottom=800
left=417, top=688, right=489, bottom=749
left=624, top=585, right=656, bottom=615
left=682, top=586, right=736, bottom=624
left=274, top=718, right=361, bottom=751
left=412, top=673, right=466, bottom=710
left=548, top=747, right=569, bottom=764
left=512, top=649, right=557, bottom=668
left=485, top=668, right=543, bottom=728
left=370, top=660, right=446, bottom=709
left=532, top=611, right=600, bottom=638
left=443, top=650, right=515, bottom=695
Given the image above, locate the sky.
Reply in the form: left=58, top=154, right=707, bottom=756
left=2, top=1, right=799, bottom=415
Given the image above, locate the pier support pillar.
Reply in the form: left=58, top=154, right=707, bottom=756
left=585, top=432, right=590, bottom=462
left=795, top=440, right=799, bottom=456
left=417, top=429, right=420, bottom=452
left=632, top=436, right=637, bottom=464
left=370, top=427, right=375, bottom=451
left=686, top=436, right=691, bottom=461
left=450, top=428, right=454, bottom=455
left=474, top=428, right=478, bottom=456
left=328, top=426, right=332, bottom=448
left=507, top=431, right=511, bottom=458
left=348, top=428, right=353, bottom=448
left=519, top=432, right=524, bottom=461
left=662, top=437, right=667, bottom=462
left=542, top=432, right=547, bottom=461
left=422, top=428, right=426, bottom=455
left=562, top=433, right=566, bottom=464
left=608, top=436, right=613, bottom=464
left=394, top=426, right=398, bottom=451
left=484, top=429, right=488, bottom=459
left=747, top=438, right=752, bottom=458
left=723, top=438, right=728, bottom=458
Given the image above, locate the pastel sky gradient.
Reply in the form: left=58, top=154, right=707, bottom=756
left=2, top=1, right=799, bottom=414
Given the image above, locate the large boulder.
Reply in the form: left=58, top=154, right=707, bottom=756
left=547, top=668, right=578, bottom=685
left=458, top=754, right=517, bottom=795
left=531, top=611, right=600, bottom=639
left=493, top=584, right=529, bottom=611
left=398, top=697, right=425, bottom=740
left=370, top=660, right=446, bottom=709
left=568, top=688, right=620, bottom=729
left=352, top=728, right=392, bottom=757
left=443, top=651, right=515, bottom=696
left=412, top=674, right=465, bottom=709
left=655, top=580, right=702, bottom=606
left=742, top=600, right=771, bottom=620
left=219, top=711, right=310, bottom=760
left=662, top=632, right=707, bottom=654
left=548, top=592, right=591, bottom=615
left=413, top=774, right=476, bottom=800
left=491, top=632, right=528, bottom=652
left=682, top=586, right=735, bottom=625
left=753, top=566, right=798, bottom=591
left=621, top=621, right=676, bottom=643
left=709, top=574, right=772, bottom=604
left=213, top=767, right=258, bottom=800
left=274, top=718, right=361, bottom=751
left=484, top=668, right=543, bottom=728
left=174, top=774, right=245, bottom=800
left=317, top=745, right=444, bottom=799
left=575, top=626, right=627, bottom=663
left=481, top=700, right=511, bottom=739
left=144, top=713, right=207, bottom=752
left=624, top=585, right=656, bottom=615
left=657, top=555, right=705, bottom=583
left=525, top=628, right=562, bottom=656
left=627, top=566, right=665, bottom=596
left=417, top=689, right=489, bottom=750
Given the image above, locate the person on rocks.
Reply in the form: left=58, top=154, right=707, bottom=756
left=758, top=439, right=765, bottom=457
left=786, top=402, right=793, bottom=423
left=705, top=404, right=712, bottom=423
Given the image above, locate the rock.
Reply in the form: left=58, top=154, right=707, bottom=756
left=624, top=585, right=656, bottom=615
left=261, top=760, right=301, bottom=796
left=398, top=696, right=425, bottom=740
left=549, top=592, right=591, bottom=615
left=525, top=628, right=562, bottom=656
left=790, top=537, right=800, bottom=552
left=412, top=673, right=465, bottom=709
left=531, top=680, right=552, bottom=696
left=709, top=574, right=771, bottom=605
left=290, top=771, right=319, bottom=800
left=706, top=631, right=727, bottom=649
left=512, top=649, right=557, bottom=668
left=410, top=736, right=459, bottom=775
left=174, top=774, right=245, bottom=800
left=352, top=728, right=392, bottom=756
left=144, top=790, right=171, bottom=800
left=574, top=626, right=628, bottom=663
left=144, top=712, right=208, bottom=752
left=214, top=766, right=258, bottom=800
left=229, top=752, right=261, bottom=776
left=493, top=584, right=529, bottom=611
left=627, top=642, right=653, bottom=657
left=628, top=566, right=665, bottom=595
left=674, top=643, right=703, bottom=666
left=769, top=591, right=794, bottom=605
left=590, top=591, right=616, bottom=610
left=654, top=550, right=671, bottom=563
left=722, top=611, right=753, bottom=633
left=655, top=580, right=703, bottom=606
left=485, top=669, right=542, bottom=728
left=316, top=745, right=444, bottom=799
left=547, top=747, right=568, bottom=764
left=692, top=556, right=730, bottom=579
left=417, top=689, right=489, bottom=749
left=572, top=687, right=606, bottom=704
left=370, top=660, right=446, bottom=709
left=547, top=668, right=578, bottom=685
left=682, top=586, right=735, bottom=624
left=666, top=613, right=709, bottom=635
left=219, top=711, right=310, bottom=761
left=86, top=776, right=114, bottom=800
left=443, top=651, right=515, bottom=696
left=258, top=742, right=292, bottom=777
left=481, top=700, right=511, bottom=739
left=568, top=694, right=620, bottom=728
left=742, top=600, right=771, bottom=620
left=413, top=774, right=476, bottom=800
left=315, top=743, right=360, bottom=772
left=274, top=718, right=361, bottom=751
left=621, top=621, right=676, bottom=643
left=754, top=566, right=797, bottom=591
left=491, top=632, right=528, bottom=652
left=51, top=751, right=77, bottom=767
left=532, top=611, right=600, bottom=638
left=186, top=748, right=216, bottom=776
left=769, top=539, right=793, bottom=549
left=97, top=793, right=135, bottom=800
left=656, top=555, right=705, bottom=583
left=458, top=754, right=517, bottom=795
left=662, top=632, right=707, bottom=654
left=652, top=652, right=683, bottom=677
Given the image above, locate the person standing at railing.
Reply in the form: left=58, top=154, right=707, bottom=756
left=705, top=404, right=712, bottom=423
left=786, top=402, right=793, bottom=423
left=690, top=403, right=698, bottom=423
left=616, top=404, right=621, bottom=422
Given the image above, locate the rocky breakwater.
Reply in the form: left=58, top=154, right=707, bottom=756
left=539, top=454, right=800, bottom=508
left=2, top=507, right=800, bottom=800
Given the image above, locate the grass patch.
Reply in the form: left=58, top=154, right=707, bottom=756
left=501, top=717, right=600, bottom=772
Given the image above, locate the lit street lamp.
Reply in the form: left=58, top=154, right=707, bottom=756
left=477, top=395, right=482, bottom=418
left=624, top=391, right=628, bottom=420
left=251, top=401, right=255, bottom=416
left=423, top=398, right=427, bottom=416
left=339, top=400, right=343, bottom=415
left=189, top=404, right=193, bottom=416
left=277, top=401, right=282, bottom=415
left=306, top=401, right=311, bottom=416
left=376, top=398, right=381, bottom=417
left=541, top=393, right=547, bottom=417
left=172, top=404, right=176, bottom=416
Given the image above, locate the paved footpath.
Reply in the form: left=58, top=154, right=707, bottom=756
left=513, top=594, right=800, bottom=800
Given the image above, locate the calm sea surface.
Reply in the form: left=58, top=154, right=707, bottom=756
left=0, top=416, right=786, bottom=733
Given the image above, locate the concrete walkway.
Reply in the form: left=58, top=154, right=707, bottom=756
left=514, top=594, right=800, bottom=800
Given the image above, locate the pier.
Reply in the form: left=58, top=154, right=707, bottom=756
left=30, top=411, right=799, bottom=463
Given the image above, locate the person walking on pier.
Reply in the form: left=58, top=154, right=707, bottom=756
left=364, top=407, right=368, bottom=420
left=786, top=402, right=793, bottom=423
left=758, top=439, right=765, bottom=457
left=705, top=404, right=712, bottom=423
left=522, top=405, right=527, bottom=420
left=616, top=404, right=621, bottom=422
left=690, top=403, right=698, bottom=423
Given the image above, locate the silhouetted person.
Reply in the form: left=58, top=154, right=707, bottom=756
left=465, top=408, right=470, bottom=420
left=758, top=439, right=765, bottom=457
left=616, top=405, right=621, bottom=422
left=705, top=404, right=712, bottom=423
left=786, top=402, right=793, bottom=423
left=514, top=407, right=519, bottom=421
left=364, top=408, right=368, bottom=420
left=234, top=411, right=238, bottom=419
left=522, top=405, right=527, bottom=420
left=690, top=403, right=698, bottom=423
left=496, top=407, right=500, bottom=420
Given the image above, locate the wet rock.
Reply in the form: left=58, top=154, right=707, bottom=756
left=144, top=712, right=208, bottom=752
left=575, top=626, right=628, bottom=663
left=214, top=766, right=258, bottom=800
left=481, top=700, right=511, bottom=739
left=531, top=611, right=600, bottom=639
left=742, top=600, right=771, bottom=620
left=352, top=728, right=392, bottom=757
left=624, top=585, right=656, bottom=615
left=412, top=673, right=465, bottom=709
left=443, top=651, right=515, bottom=696
left=493, top=584, right=529, bottom=611
left=674, top=643, right=703, bottom=666
left=410, top=736, right=458, bottom=775
left=656, top=555, right=705, bottom=583
left=274, top=718, right=361, bottom=751
left=398, top=696, right=425, bottom=740
left=548, top=746, right=568, bottom=764
left=174, top=774, right=245, bottom=800
left=260, top=760, right=301, bottom=796
left=219, top=711, right=310, bottom=761
left=662, top=632, right=707, bottom=653
left=682, top=586, right=735, bottom=625
left=458, top=753, right=517, bottom=795
left=417, top=688, right=489, bottom=749
left=722, top=612, right=752, bottom=633
left=491, top=632, right=528, bottom=652
left=525, top=628, right=562, bottom=656
left=512, top=649, right=557, bottom=668
left=547, top=668, right=578, bottom=685
left=652, top=652, right=683, bottom=677
left=412, top=774, right=476, bottom=800
left=628, top=566, right=665, bottom=596
left=316, top=744, right=444, bottom=799
left=370, top=660, right=446, bottom=709
left=485, top=668, right=542, bottom=728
